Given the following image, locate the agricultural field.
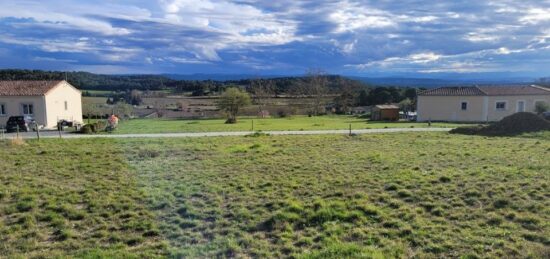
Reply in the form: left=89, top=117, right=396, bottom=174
left=112, top=116, right=464, bottom=134
left=1, top=132, right=548, bottom=258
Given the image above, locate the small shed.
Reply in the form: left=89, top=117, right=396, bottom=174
left=371, top=104, right=399, bottom=121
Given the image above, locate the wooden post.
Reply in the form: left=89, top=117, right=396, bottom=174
left=251, top=119, right=254, bottom=132
left=58, top=123, right=62, bottom=139
left=16, top=125, right=19, bottom=139
left=349, top=124, right=352, bottom=136
left=35, top=125, right=40, bottom=141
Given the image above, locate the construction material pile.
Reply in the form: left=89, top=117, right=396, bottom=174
left=450, top=112, right=550, bottom=136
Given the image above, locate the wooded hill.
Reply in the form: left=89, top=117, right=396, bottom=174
left=0, top=69, right=368, bottom=94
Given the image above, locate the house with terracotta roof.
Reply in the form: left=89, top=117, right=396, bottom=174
left=0, top=80, right=82, bottom=129
left=417, top=85, right=550, bottom=122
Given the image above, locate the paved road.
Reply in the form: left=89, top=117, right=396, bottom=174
left=2, top=127, right=452, bottom=140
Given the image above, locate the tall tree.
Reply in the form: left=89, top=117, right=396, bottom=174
left=217, top=87, right=251, bottom=124
left=357, top=89, right=369, bottom=106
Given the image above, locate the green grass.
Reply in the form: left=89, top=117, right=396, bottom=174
left=120, top=132, right=549, bottom=257
left=1, top=132, right=548, bottom=258
left=111, top=115, right=464, bottom=134
left=0, top=139, right=167, bottom=258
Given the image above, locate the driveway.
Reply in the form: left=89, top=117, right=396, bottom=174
left=2, top=127, right=452, bottom=140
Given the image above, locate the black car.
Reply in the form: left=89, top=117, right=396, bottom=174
left=543, top=111, right=550, bottom=120
left=5, top=116, right=37, bottom=133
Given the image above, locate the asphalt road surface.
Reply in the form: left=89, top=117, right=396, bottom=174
left=1, top=127, right=452, bottom=140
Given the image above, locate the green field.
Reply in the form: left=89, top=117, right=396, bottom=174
left=112, top=116, right=464, bottom=134
left=1, top=132, right=549, bottom=258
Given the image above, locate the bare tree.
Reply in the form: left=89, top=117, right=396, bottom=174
left=114, top=102, right=134, bottom=119
left=250, top=78, right=275, bottom=118
left=333, top=77, right=357, bottom=114
left=82, top=103, right=101, bottom=123
left=294, top=69, right=329, bottom=116
left=153, top=100, right=167, bottom=118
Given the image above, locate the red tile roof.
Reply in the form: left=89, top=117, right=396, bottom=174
left=419, top=86, right=485, bottom=96
left=419, top=85, right=550, bottom=96
left=478, top=85, right=550, bottom=95
left=0, top=80, right=63, bottom=96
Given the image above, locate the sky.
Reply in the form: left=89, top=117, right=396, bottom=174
left=0, top=0, right=549, bottom=78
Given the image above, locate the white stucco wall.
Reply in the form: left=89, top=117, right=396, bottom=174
left=0, top=96, right=46, bottom=128
left=417, top=94, right=550, bottom=122
left=486, top=95, right=550, bottom=121
left=417, top=95, right=486, bottom=122
left=44, top=81, right=83, bottom=128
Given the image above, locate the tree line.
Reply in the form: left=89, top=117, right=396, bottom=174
left=0, top=69, right=364, bottom=94
left=1, top=69, right=420, bottom=113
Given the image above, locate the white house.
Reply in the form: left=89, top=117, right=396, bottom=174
left=417, top=85, right=550, bottom=122
left=0, top=80, right=83, bottom=129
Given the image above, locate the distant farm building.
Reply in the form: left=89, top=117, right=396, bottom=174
left=417, top=85, right=550, bottom=122
left=371, top=104, right=400, bottom=121
left=0, top=80, right=83, bottom=129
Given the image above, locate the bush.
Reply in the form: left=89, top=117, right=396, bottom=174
left=80, top=124, right=95, bottom=134
left=80, top=121, right=107, bottom=134
left=534, top=102, right=549, bottom=114
left=95, top=120, right=107, bottom=131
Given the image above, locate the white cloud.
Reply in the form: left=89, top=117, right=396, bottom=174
left=330, top=39, right=358, bottom=54
left=496, top=47, right=511, bottom=55
left=520, top=8, right=550, bottom=24
left=328, top=1, right=395, bottom=33
left=464, top=33, right=500, bottom=42
left=166, top=57, right=211, bottom=64
left=158, top=0, right=300, bottom=61
left=409, top=52, right=442, bottom=63
left=0, top=2, right=134, bottom=36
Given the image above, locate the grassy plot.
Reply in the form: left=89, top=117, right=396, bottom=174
left=121, top=132, right=550, bottom=258
left=112, top=116, right=464, bottom=134
left=0, top=139, right=167, bottom=258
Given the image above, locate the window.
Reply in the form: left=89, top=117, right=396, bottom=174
left=461, top=102, right=468, bottom=110
left=518, top=101, right=525, bottom=112
left=64, top=101, right=68, bottom=111
left=22, top=104, right=34, bottom=115
left=495, top=101, right=506, bottom=110
left=0, top=104, right=5, bottom=116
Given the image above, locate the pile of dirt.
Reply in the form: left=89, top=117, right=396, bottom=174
left=450, top=112, right=550, bottom=136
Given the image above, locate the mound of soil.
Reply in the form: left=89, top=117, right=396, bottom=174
left=450, top=112, right=550, bottom=136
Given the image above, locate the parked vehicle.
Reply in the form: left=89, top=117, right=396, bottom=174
left=543, top=111, right=550, bottom=120
left=5, top=116, right=37, bottom=133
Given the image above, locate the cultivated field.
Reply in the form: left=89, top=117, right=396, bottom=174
left=112, top=116, right=464, bottom=134
left=1, top=132, right=548, bottom=258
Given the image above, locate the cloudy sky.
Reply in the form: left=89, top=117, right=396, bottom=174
left=0, top=0, right=549, bottom=77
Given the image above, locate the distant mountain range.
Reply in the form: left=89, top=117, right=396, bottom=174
left=349, top=77, right=535, bottom=88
